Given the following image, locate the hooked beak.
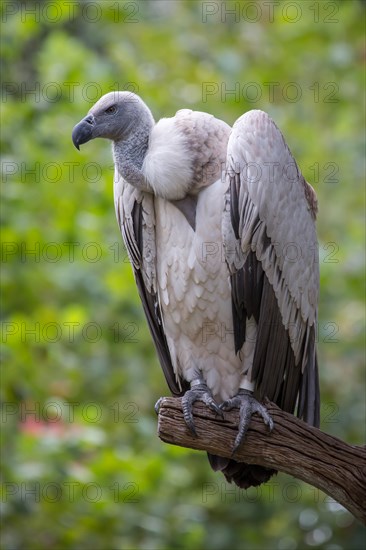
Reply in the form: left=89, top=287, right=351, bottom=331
left=72, top=114, right=95, bottom=150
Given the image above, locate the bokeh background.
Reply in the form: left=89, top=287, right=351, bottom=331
left=1, top=1, right=365, bottom=548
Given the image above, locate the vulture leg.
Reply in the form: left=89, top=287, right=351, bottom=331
left=220, top=389, right=274, bottom=454
left=181, top=378, right=223, bottom=436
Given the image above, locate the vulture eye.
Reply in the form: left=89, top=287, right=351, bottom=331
left=105, top=106, right=116, bottom=114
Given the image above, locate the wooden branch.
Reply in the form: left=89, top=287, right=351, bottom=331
left=157, top=397, right=366, bottom=524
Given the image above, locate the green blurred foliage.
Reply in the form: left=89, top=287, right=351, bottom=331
left=1, top=1, right=365, bottom=548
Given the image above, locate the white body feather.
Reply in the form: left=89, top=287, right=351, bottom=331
left=142, top=118, right=193, bottom=200
left=154, top=178, right=255, bottom=401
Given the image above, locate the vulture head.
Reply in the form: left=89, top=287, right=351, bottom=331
left=72, top=91, right=154, bottom=150
left=72, top=91, right=156, bottom=192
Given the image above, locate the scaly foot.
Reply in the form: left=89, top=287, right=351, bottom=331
left=182, top=379, right=223, bottom=436
left=220, top=389, right=274, bottom=454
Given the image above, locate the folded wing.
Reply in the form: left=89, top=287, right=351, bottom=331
left=223, top=110, right=320, bottom=426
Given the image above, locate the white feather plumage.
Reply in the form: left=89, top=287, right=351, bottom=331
left=142, top=118, right=193, bottom=200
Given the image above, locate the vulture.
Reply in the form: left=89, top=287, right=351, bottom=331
left=72, top=92, right=320, bottom=489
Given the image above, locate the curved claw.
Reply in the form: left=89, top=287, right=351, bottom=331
left=182, top=383, right=222, bottom=437
left=221, top=389, right=274, bottom=455
left=182, top=389, right=199, bottom=436
left=220, top=396, right=241, bottom=411
left=154, top=397, right=164, bottom=415
left=202, top=393, right=224, bottom=418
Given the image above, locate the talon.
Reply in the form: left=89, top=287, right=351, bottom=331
left=256, top=406, right=274, bottom=431
left=223, top=389, right=274, bottom=455
left=205, top=397, right=224, bottom=418
left=181, top=379, right=221, bottom=436
left=182, top=390, right=199, bottom=436
left=219, top=397, right=239, bottom=412
left=154, top=397, right=163, bottom=415
left=185, top=416, right=197, bottom=437
left=232, top=436, right=243, bottom=456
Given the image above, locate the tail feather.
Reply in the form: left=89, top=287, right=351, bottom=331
left=207, top=453, right=276, bottom=489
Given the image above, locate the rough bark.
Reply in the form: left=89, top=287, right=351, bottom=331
left=157, top=397, right=366, bottom=524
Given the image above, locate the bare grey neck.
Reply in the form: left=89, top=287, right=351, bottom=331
left=113, top=118, right=154, bottom=193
